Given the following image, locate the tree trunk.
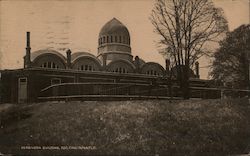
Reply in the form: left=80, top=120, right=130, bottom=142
left=181, top=65, right=190, bottom=99
left=177, top=65, right=183, bottom=98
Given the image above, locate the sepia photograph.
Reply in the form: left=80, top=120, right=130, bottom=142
left=0, top=0, right=250, bottom=155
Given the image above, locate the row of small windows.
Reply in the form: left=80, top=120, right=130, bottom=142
left=99, top=35, right=130, bottom=45
left=146, top=70, right=160, bottom=76
left=40, top=62, right=59, bottom=69
left=78, top=65, right=95, bottom=71
left=39, top=62, right=160, bottom=76
left=111, top=67, right=128, bottom=73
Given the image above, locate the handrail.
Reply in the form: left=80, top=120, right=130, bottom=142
left=40, top=82, right=169, bottom=92
left=190, top=86, right=250, bottom=92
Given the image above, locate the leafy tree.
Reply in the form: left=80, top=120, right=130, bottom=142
left=150, top=0, right=228, bottom=98
left=211, top=24, right=250, bottom=89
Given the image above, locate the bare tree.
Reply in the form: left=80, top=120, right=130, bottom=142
left=151, top=0, right=228, bottom=99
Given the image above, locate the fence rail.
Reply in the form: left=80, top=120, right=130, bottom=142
left=38, top=82, right=250, bottom=101
left=39, top=82, right=180, bottom=100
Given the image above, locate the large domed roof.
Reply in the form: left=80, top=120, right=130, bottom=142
left=99, top=18, right=130, bottom=37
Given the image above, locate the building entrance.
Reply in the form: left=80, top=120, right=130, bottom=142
left=18, top=77, right=27, bottom=103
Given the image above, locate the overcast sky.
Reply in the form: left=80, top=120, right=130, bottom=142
left=0, top=0, right=249, bottom=79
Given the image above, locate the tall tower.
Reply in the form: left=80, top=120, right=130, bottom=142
left=24, top=32, right=31, bottom=68
left=97, top=18, right=133, bottom=65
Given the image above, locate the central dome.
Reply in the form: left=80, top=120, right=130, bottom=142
left=98, top=18, right=130, bottom=47
left=99, top=18, right=130, bottom=38
left=97, top=18, right=133, bottom=65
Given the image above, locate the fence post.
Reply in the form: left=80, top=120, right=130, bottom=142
left=221, top=89, right=224, bottom=99
left=248, top=58, right=250, bottom=98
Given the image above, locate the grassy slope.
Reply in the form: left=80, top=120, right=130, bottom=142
left=0, top=99, right=250, bottom=155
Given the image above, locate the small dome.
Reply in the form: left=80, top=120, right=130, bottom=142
left=99, top=18, right=130, bottom=38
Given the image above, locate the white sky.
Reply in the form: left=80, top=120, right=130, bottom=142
left=0, top=0, right=249, bottom=79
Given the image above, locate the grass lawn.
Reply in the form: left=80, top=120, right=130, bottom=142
left=0, top=99, right=250, bottom=155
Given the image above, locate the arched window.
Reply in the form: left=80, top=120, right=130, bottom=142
left=107, top=36, right=109, bottom=43
left=123, top=36, right=126, bottom=44
left=48, top=62, right=51, bottom=68
left=115, top=36, right=117, bottom=42
left=79, top=65, right=94, bottom=71
left=111, top=36, right=113, bottom=42
left=41, top=62, right=59, bottom=69
left=145, top=70, right=158, bottom=75
left=103, top=37, right=106, bottom=43
left=119, top=36, right=122, bottom=43
left=113, top=67, right=127, bottom=73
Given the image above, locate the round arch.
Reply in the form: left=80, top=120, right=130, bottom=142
left=31, top=50, right=67, bottom=69
left=140, top=62, right=165, bottom=76
left=106, top=59, right=135, bottom=73
left=72, top=56, right=102, bottom=71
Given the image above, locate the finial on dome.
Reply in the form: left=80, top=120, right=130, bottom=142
left=112, top=17, right=119, bottom=21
